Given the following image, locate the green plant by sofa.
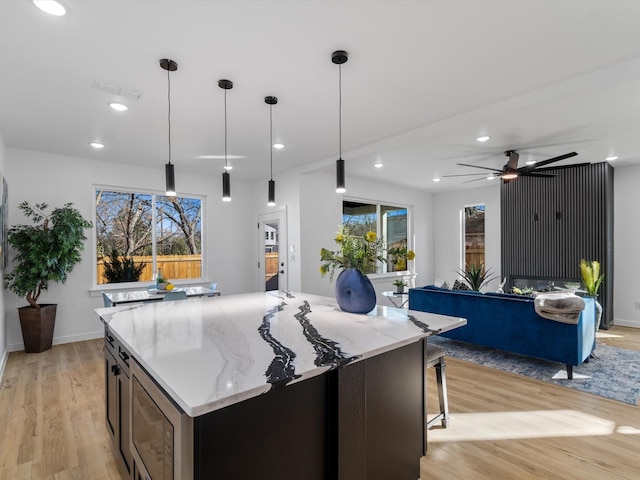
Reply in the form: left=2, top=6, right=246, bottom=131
left=579, top=259, right=604, bottom=296
left=457, top=262, right=497, bottom=291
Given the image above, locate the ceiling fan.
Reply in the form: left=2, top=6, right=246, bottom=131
left=444, top=150, right=580, bottom=183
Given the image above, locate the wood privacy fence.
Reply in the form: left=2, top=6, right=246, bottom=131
left=265, top=252, right=279, bottom=282
left=97, top=255, right=202, bottom=284
left=465, top=247, right=485, bottom=269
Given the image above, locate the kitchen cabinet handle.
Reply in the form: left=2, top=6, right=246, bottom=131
left=111, top=364, right=121, bottom=376
left=119, top=349, right=130, bottom=364
left=106, top=334, right=115, bottom=347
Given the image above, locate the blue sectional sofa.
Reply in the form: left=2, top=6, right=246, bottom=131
left=408, top=285, right=596, bottom=379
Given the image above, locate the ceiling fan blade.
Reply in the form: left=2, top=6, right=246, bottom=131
left=521, top=152, right=577, bottom=171
left=535, top=161, right=590, bottom=172
left=463, top=176, right=496, bottom=184
left=456, top=163, right=502, bottom=173
left=442, top=173, right=492, bottom=177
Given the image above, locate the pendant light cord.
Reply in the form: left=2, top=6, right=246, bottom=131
left=167, top=67, right=172, bottom=165
left=224, top=88, right=228, bottom=170
left=338, top=63, right=342, bottom=159
left=269, top=104, right=273, bottom=180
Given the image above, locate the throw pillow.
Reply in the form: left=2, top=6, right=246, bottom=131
left=452, top=279, right=471, bottom=291
left=441, top=281, right=451, bottom=290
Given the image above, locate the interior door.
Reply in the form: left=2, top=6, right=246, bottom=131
left=258, top=209, right=287, bottom=292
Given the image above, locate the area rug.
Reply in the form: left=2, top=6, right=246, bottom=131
left=429, top=336, right=640, bottom=405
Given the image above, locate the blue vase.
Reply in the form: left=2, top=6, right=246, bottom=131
left=335, top=268, right=377, bottom=314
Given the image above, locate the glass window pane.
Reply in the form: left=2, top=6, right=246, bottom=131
left=155, top=196, right=202, bottom=282
left=96, top=190, right=152, bottom=284
left=464, top=205, right=485, bottom=268
left=382, top=206, right=408, bottom=272
left=343, top=201, right=376, bottom=236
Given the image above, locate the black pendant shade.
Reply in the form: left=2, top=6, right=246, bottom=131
left=332, top=50, right=348, bottom=193
left=268, top=179, right=276, bottom=206
left=160, top=58, right=178, bottom=197
left=222, top=171, right=231, bottom=202
left=165, top=162, right=176, bottom=196
left=336, top=158, right=345, bottom=193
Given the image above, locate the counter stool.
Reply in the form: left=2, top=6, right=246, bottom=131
left=426, top=343, right=449, bottom=429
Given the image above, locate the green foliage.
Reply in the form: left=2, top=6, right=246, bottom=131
left=102, top=247, right=145, bottom=283
left=457, top=262, right=497, bottom=291
left=580, top=259, right=604, bottom=296
left=4, top=202, right=92, bottom=308
left=320, top=225, right=386, bottom=280
left=393, top=279, right=408, bottom=287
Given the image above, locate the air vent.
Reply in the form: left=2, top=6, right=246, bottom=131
left=92, top=80, right=142, bottom=100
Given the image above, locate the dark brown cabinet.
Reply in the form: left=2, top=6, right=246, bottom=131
left=104, top=327, right=133, bottom=476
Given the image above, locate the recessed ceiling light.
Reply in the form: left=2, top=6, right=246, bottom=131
left=605, top=155, right=618, bottom=161
left=109, top=102, right=128, bottom=112
left=525, top=160, right=536, bottom=165
left=374, top=162, right=384, bottom=168
left=224, top=165, right=233, bottom=170
left=432, top=177, right=441, bottom=182
left=33, top=0, right=66, bottom=16
left=486, top=175, right=496, bottom=180
left=273, top=143, right=285, bottom=149
left=476, top=135, right=491, bottom=143
left=90, top=142, right=104, bottom=149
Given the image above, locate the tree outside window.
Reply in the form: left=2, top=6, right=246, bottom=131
left=95, top=189, right=203, bottom=284
left=464, top=204, right=485, bottom=268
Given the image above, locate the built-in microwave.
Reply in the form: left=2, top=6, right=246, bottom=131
left=130, top=359, right=194, bottom=480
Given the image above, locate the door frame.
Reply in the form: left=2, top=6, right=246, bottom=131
left=258, top=206, right=288, bottom=292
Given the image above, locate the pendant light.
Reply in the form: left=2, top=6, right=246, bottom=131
left=160, top=58, right=178, bottom=197
left=219, top=79, right=233, bottom=202
left=332, top=50, right=348, bottom=193
left=265, top=96, right=278, bottom=206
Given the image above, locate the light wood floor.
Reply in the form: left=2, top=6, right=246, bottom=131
left=422, top=326, right=640, bottom=480
left=0, top=327, right=638, bottom=479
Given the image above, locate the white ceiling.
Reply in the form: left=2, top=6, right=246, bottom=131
left=2, top=0, right=640, bottom=192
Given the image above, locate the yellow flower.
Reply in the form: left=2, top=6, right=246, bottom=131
left=335, top=234, right=344, bottom=243
left=406, top=250, right=416, bottom=261
left=365, top=231, right=377, bottom=243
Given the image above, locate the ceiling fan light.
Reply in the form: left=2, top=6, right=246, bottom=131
left=502, top=173, right=518, bottom=180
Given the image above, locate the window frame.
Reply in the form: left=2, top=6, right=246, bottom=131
left=461, top=203, right=486, bottom=272
left=92, top=185, right=206, bottom=290
left=342, top=197, right=413, bottom=275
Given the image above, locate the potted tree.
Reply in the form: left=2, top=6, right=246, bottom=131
left=4, top=201, right=92, bottom=352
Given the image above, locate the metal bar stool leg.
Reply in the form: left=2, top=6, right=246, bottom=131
left=426, top=344, right=449, bottom=429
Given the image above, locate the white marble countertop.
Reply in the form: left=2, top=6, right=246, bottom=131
left=95, top=291, right=465, bottom=417
left=103, top=285, right=217, bottom=305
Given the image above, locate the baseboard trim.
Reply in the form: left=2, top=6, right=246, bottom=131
left=8, top=330, right=103, bottom=353
left=613, top=318, right=640, bottom=329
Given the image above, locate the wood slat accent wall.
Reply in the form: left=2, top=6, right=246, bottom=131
left=501, top=162, right=614, bottom=328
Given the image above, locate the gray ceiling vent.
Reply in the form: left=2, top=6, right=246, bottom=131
left=92, top=80, right=142, bottom=100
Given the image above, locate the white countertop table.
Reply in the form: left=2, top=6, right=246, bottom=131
left=96, top=291, right=465, bottom=417
left=103, top=285, right=219, bottom=305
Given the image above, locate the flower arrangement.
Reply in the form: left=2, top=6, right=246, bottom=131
left=580, top=259, right=604, bottom=296
left=387, top=242, right=416, bottom=271
left=320, top=225, right=386, bottom=280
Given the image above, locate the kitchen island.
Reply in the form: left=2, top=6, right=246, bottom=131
left=97, top=291, right=465, bottom=480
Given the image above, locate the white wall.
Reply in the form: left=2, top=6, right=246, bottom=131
left=0, top=133, right=6, bottom=376
left=613, top=165, right=640, bottom=328
left=4, top=148, right=256, bottom=351
left=298, top=171, right=434, bottom=299
left=432, top=184, right=502, bottom=291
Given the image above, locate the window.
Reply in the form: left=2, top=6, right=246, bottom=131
left=95, top=189, right=203, bottom=285
left=463, top=204, right=485, bottom=268
left=343, top=200, right=410, bottom=273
